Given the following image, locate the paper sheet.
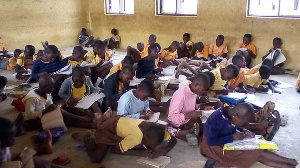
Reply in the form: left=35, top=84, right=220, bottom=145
left=51, top=64, right=72, bottom=75
left=276, top=82, right=294, bottom=89
left=226, top=92, right=247, bottom=99
left=146, top=112, right=160, bottom=123
left=157, top=120, right=168, bottom=125
left=224, top=135, right=277, bottom=150
left=130, top=78, right=145, bottom=86
left=237, top=48, right=248, bottom=52
left=137, top=156, right=171, bottom=168
left=80, top=61, right=94, bottom=68
left=75, top=93, right=106, bottom=109
left=158, top=76, right=173, bottom=81
left=162, top=66, right=176, bottom=76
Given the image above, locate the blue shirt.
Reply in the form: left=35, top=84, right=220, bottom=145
left=204, top=105, right=242, bottom=146
left=117, top=90, right=150, bottom=119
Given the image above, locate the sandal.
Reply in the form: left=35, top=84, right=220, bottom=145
left=264, top=111, right=281, bottom=141
left=52, top=156, right=70, bottom=166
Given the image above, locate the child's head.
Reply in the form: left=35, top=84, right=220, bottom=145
left=72, top=66, right=86, bottom=88
left=230, top=103, right=255, bottom=127
left=122, top=55, right=134, bottom=67
left=262, top=58, right=273, bottom=68
left=45, top=45, right=59, bottom=62
left=24, top=45, right=35, bottom=57
left=72, top=46, right=85, bottom=61
left=222, top=64, right=239, bottom=80
left=0, top=117, right=16, bottom=148
left=136, top=79, right=155, bottom=101
left=39, top=75, right=55, bottom=94
left=259, top=65, right=271, bottom=80
left=148, top=34, right=157, bottom=45
left=243, top=34, right=252, bottom=45
left=93, top=40, right=106, bottom=58
left=183, top=33, right=191, bottom=43
left=119, top=65, right=135, bottom=84
left=14, top=49, right=22, bottom=58
left=137, top=42, right=144, bottom=52
left=232, top=55, right=246, bottom=69
left=153, top=43, right=161, bottom=52
left=142, top=123, right=165, bottom=149
left=216, top=35, right=224, bottom=47
left=204, top=71, right=215, bottom=87
left=111, top=28, right=118, bottom=35
left=169, top=41, right=180, bottom=52
left=190, top=73, right=211, bottom=95
left=0, top=76, right=7, bottom=91
left=273, top=37, right=282, bottom=49
left=36, top=50, right=44, bottom=59
left=148, top=45, right=159, bottom=59
left=81, top=28, right=87, bottom=35
left=195, top=42, right=204, bottom=52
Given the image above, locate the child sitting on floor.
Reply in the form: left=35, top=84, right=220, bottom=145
left=237, top=34, right=257, bottom=67
left=228, top=55, right=247, bottom=92
left=82, top=116, right=177, bottom=163
left=159, top=41, right=180, bottom=61
left=103, top=65, right=135, bottom=111
left=110, top=55, right=134, bottom=74
left=190, top=42, right=209, bottom=60
left=200, top=103, right=298, bottom=168
left=244, top=65, right=280, bottom=93
left=63, top=46, right=85, bottom=68
left=79, top=28, right=94, bottom=47
left=0, top=49, right=21, bottom=70
left=84, top=40, right=113, bottom=87
left=210, top=64, right=239, bottom=91
left=178, top=33, right=194, bottom=58
left=168, top=73, right=210, bottom=141
left=244, top=58, right=273, bottom=75
left=209, top=35, right=228, bottom=59
left=0, top=76, right=7, bottom=102
left=107, top=28, right=121, bottom=49
left=262, top=37, right=286, bottom=74
left=15, top=45, right=36, bottom=80
left=0, top=117, right=65, bottom=167
left=117, top=79, right=154, bottom=119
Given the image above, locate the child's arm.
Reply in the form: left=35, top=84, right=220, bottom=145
left=234, top=83, right=248, bottom=93
left=179, top=61, right=199, bottom=75
left=111, top=145, right=155, bottom=158
left=266, top=81, right=281, bottom=93
left=150, top=136, right=177, bottom=158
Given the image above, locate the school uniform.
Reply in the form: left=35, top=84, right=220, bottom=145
left=243, top=72, right=268, bottom=88
left=244, top=63, right=261, bottom=75
left=110, top=62, right=122, bottom=74
left=136, top=57, right=157, bottom=79
left=210, top=66, right=227, bottom=90
left=209, top=43, right=228, bottom=57
left=63, top=57, right=83, bottom=68
left=84, top=50, right=109, bottom=65
left=238, top=43, right=257, bottom=55
left=264, top=48, right=286, bottom=66
left=159, top=49, right=178, bottom=60
left=17, top=53, right=37, bottom=69
left=117, top=90, right=150, bottom=119
left=228, top=68, right=246, bottom=89
left=194, top=46, right=209, bottom=59
left=141, top=44, right=150, bottom=58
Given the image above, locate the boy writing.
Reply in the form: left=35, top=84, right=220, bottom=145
left=63, top=46, right=85, bottom=68
left=103, top=65, right=135, bottom=111
left=79, top=28, right=94, bottom=47
left=0, top=49, right=21, bottom=70
left=159, top=41, right=180, bottom=61
left=210, top=64, right=240, bottom=91
left=237, top=34, right=257, bottom=67
left=107, top=28, right=121, bottom=49
left=15, top=45, right=36, bottom=80
left=109, top=55, right=134, bottom=74
left=136, top=45, right=160, bottom=79
left=209, top=35, right=228, bottom=59
left=228, top=55, right=247, bottom=92
left=126, top=42, right=145, bottom=62
left=168, top=73, right=210, bottom=141
left=190, top=42, right=209, bottom=60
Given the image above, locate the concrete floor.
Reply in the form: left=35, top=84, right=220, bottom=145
left=0, top=48, right=299, bottom=168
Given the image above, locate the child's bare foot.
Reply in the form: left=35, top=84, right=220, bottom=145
left=102, top=108, right=112, bottom=121
left=93, top=113, right=103, bottom=129
left=36, top=130, right=53, bottom=155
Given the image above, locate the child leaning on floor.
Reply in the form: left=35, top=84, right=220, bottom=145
left=200, top=103, right=298, bottom=168
left=0, top=49, right=22, bottom=70
left=168, top=73, right=210, bottom=141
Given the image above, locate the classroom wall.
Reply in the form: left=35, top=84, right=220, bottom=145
left=0, top=0, right=90, bottom=51
left=88, top=0, right=300, bottom=70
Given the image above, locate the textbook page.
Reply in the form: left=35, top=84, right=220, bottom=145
left=75, top=93, right=106, bottom=109
left=51, top=64, right=72, bottom=75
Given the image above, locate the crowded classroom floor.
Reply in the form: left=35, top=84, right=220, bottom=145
left=1, top=0, right=300, bottom=168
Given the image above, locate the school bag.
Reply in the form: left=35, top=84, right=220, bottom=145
left=11, top=94, right=26, bottom=112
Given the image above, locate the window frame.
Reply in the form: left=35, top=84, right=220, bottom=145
left=156, top=0, right=198, bottom=17
left=105, top=0, right=134, bottom=15
left=247, top=0, right=300, bottom=18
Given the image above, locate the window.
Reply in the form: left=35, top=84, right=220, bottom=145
left=156, top=0, right=198, bottom=16
left=105, top=0, right=134, bottom=14
left=247, top=0, right=300, bottom=18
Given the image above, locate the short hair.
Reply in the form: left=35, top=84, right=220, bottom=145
left=262, top=59, right=274, bottom=68
left=137, top=42, right=144, bottom=45
left=217, top=35, right=225, bottom=41
left=259, top=65, right=271, bottom=76
left=196, top=42, right=204, bottom=47
left=149, top=34, right=157, bottom=39
left=46, top=45, right=59, bottom=57
left=138, top=79, right=155, bottom=94
left=93, top=40, right=106, bottom=49
left=232, top=55, right=245, bottom=65
left=0, top=76, right=7, bottom=89
left=171, top=41, right=180, bottom=48
left=82, top=28, right=86, bottom=31
left=273, top=37, right=282, bottom=43
left=73, top=46, right=84, bottom=55
left=72, top=66, right=85, bottom=77
left=204, top=71, right=215, bottom=87
left=192, top=73, right=210, bottom=89
left=25, top=45, right=35, bottom=56
left=226, top=64, right=239, bottom=78
left=152, top=43, right=161, bottom=51
left=183, top=33, right=190, bottom=39
left=14, top=49, right=22, bottom=55
left=148, top=45, right=159, bottom=54
left=244, top=34, right=252, bottom=39
left=122, top=65, right=135, bottom=76
left=145, top=124, right=165, bottom=144
left=123, top=55, right=134, bottom=65
left=235, top=103, right=255, bottom=123
left=0, top=117, right=15, bottom=141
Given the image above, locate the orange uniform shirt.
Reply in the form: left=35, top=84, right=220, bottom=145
left=141, top=44, right=150, bottom=58
left=7, top=56, right=18, bottom=70
left=228, top=69, right=246, bottom=89
left=194, top=46, right=209, bottom=59
left=159, top=49, right=178, bottom=60
left=209, top=43, right=228, bottom=57
left=238, top=43, right=257, bottom=55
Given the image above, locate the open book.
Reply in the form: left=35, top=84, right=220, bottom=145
left=223, top=135, right=277, bottom=150
left=137, top=156, right=171, bottom=168
left=146, top=112, right=160, bottom=123
left=51, top=64, right=72, bottom=75
left=80, top=61, right=94, bottom=68
left=75, top=92, right=106, bottom=109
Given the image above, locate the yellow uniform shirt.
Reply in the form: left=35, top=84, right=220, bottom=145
left=7, top=56, right=17, bottom=71
left=244, top=72, right=268, bottom=88
left=84, top=50, right=109, bottom=65
left=159, top=49, right=178, bottom=60
left=238, top=43, right=257, bottom=55
left=68, top=59, right=83, bottom=68
left=209, top=43, right=228, bottom=57
left=244, top=63, right=262, bottom=75
left=140, top=50, right=147, bottom=58
left=194, top=46, right=209, bottom=59
left=110, top=62, right=123, bottom=74
left=117, top=117, right=171, bottom=153
left=185, top=41, right=194, bottom=48
left=72, top=83, right=87, bottom=100
left=16, top=53, right=37, bottom=67
left=118, top=82, right=124, bottom=94
left=210, top=66, right=227, bottom=90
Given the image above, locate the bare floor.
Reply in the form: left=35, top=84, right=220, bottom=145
left=0, top=48, right=299, bottom=168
